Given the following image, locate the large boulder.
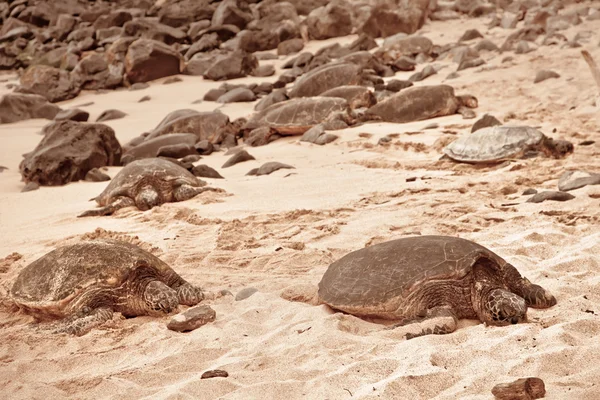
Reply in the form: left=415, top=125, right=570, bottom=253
left=360, top=0, right=431, bottom=38
left=203, top=50, right=258, bottom=81
left=125, top=38, right=183, bottom=84
left=0, top=93, right=61, bottom=124
left=305, top=1, right=353, bottom=40
left=19, top=121, right=122, bottom=186
left=211, top=0, right=253, bottom=29
left=123, top=18, right=187, bottom=45
left=157, top=0, right=216, bottom=27
left=72, top=53, right=123, bottom=90
left=17, top=65, right=80, bottom=103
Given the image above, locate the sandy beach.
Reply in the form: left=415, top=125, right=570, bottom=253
left=1, top=1, right=600, bottom=399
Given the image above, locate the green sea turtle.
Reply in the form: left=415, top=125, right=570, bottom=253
left=443, top=125, right=574, bottom=163
left=284, top=235, right=556, bottom=339
left=366, top=84, right=478, bottom=123
left=79, top=158, right=222, bottom=217
left=10, top=239, right=204, bottom=335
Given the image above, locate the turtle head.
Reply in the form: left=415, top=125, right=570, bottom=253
left=135, top=185, right=161, bottom=211
left=541, top=136, right=574, bottom=158
left=483, top=288, right=527, bottom=326
left=143, top=280, right=178, bottom=315
left=457, top=94, right=478, bottom=109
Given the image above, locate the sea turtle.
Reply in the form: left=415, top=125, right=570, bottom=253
left=365, top=84, right=478, bottom=123
left=242, top=97, right=355, bottom=145
left=288, top=62, right=373, bottom=98
left=10, top=239, right=205, bottom=335
left=443, top=125, right=574, bottom=163
left=285, top=235, right=556, bottom=339
left=79, top=158, right=221, bottom=217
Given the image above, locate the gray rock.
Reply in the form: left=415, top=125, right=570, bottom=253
left=534, top=70, right=560, bottom=84
left=156, top=143, right=198, bottom=159
left=84, top=168, right=111, bottom=182
left=96, top=109, right=127, bottom=122
left=558, top=171, right=600, bottom=192
left=167, top=305, right=216, bottom=332
left=471, top=114, right=501, bottom=133
left=54, top=108, right=89, bottom=122
left=216, top=87, right=256, bottom=103
left=247, top=162, right=295, bottom=176
left=222, top=150, right=255, bottom=168
left=235, top=287, right=258, bottom=301
left=522, top=188, right=537, bottom=196
left=527, top=191, right=575, bottom=203
left=192, top=164, right=224, bottom=179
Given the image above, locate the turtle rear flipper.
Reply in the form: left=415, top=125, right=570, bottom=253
left=387, top=306, right=459, bottom=339
left=52, top=307, right=113, bottom=336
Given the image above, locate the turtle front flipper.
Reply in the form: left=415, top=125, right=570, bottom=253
left=503, top=264, right=557, bottom=309
left=457, top=106, right=476, bottom=119
left=174, top=282, right=204, bottom=306
left=77, top=197, right=135, bottom=217
left=388, top=306, right=459, bottom=340
left=173, top=184, right=224, bottom=202
left=52, top=307, right=113, bottom=336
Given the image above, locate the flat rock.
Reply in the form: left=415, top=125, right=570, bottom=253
left=96, top=109, right=127, bottom=122
left=222, top=150, right=255, bottom=168
left=17, top=65, right=80, bottom=103
left=192, top=164, right=224, bottom=179
left=527, top=191, right=575, bottom=203
left=235, top=287, right=258, bottom=301
left=0, top=93, right=61, bottom=124
left=534, top=70, right=560, bottom=83
left=84, top=168, right=111, bottom=182
left=167, top=305, right=216, bottom=332
left=558, top=170, right=600, bottom=192
left=247, top=162, right=295, bottom=176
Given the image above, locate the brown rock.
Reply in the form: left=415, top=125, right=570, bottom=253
left=192, top=164, right=224, bottom=179
left=54, top=108, right=89, bottom=122
left=121, top=133, right=198, bottom=164
left=204, top=50, right=258, bottom=81
left=491, top=377, right=546, bottom=400
left=277, top=38, right=304, bottom=56
left=306, top=1, right=352, bottom=40
left=247, top=162, right=295, bottom=176
left=361, top=1, right=430, bottom=38
left=167, top=305, right=216, bottom=332
left=156, top=143, right=198, bottom=159
left=123, top=18, right=187, bottom=45
left=222, top=150, right=256, bottom=168
left=93, top=11, right=133, bottom=30
left=158, top=0, right=216, bottom=28
left=471, top=114, right=501, bottom=132
left=17, top=65, right=80, bottom=103
left=84, top=168, right=110, bottom=182
left=217, top=87, right=256, bottom=103
left=0, top=93, right=61, bottom=124
left=125, top=38, right=183, bottom=84
left=211, top=0, right=253, bottom=29
left=251, top=64, right=276, bottom=77
left=527, top=191, right=575, bottom=203
left=19, top=121, right=121, bottom=186
left=534, top=70, right=560, bottom=83
left=201, top=370, right=228, bottom=379
left=72, top=53, right=123, bottom=90
left=96, top=109, right=127, bottom=122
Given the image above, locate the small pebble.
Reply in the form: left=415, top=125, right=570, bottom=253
left=201, top=370, right=228, bottom=379
left=235, top=287, right=258, bottom=301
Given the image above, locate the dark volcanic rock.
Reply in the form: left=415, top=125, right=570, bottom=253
left=17, top=65, right=80, bottom=103
left=527, top=191, right=575, bottom=203
left=204, top=50, right=258, bottom=81
left=84, top=168, right=111, bottom=182
left=0, top=93, right=61, bottom=124
left=306, top=1, right=353, bottom=40
left=96, top=109, right=127, bottom=122
left=19, top=121, right=122, bottom=186
left=192, top=164, right=224, bottom=179
left=222, top=150, right=255, bottom=168
left=125, top=38, right=183, bottom=84
left=54, top=108, right=89, bottom=122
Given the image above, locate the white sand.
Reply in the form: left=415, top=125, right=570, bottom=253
left=2, top=11, right=600, bottom=400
